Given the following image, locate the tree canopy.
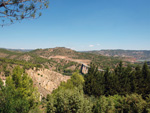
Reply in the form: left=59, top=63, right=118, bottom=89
left=0, top=0, right=49, bottom=26
left=0, top=66, right=40, bottom=113
left=84, top=62, right=150, bottom=98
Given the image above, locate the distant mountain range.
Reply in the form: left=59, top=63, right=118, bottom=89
left=7, top=48, right=34, bottom=52
left=84, top=49, right=150, bottom=61
left=1, top=47, right=150, bottom=61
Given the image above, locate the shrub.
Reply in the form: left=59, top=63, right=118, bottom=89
left=47, top=89, right=92, bottom=113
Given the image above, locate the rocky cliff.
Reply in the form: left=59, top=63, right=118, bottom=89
left=25, top=68, right=70, bottom=97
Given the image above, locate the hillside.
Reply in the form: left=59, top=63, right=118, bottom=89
left=30, top=47, right=79, bottom=58
left=0, top=47, right=123, bottom=71
left=0, top=56, right=70, bottom=97
left=86, top=50, right=150, bottom=61
left=29, top=47, right=123, bottom=69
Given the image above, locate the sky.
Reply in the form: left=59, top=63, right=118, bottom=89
left=0, top=0, right=150, bottom=51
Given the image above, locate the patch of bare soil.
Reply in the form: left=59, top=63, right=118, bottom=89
left=48, top=55, right=91, bottom=65
left=0, top=53, right=9, bottom=58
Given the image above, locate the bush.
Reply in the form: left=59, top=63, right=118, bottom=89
left=47, top=89, right=92, bottom=113
left=93, top=94, right=147, bottom=113
left=93, top=96, right=115, bottom=113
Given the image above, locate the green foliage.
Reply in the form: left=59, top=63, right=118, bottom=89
left=54, top=60, right=80, bottom=75
left=146, top=94, right=150, bottom=112
left=0, top=58, right=42, bottom=70
left=4, top=70, right=10, bottom=77
left=0, top=78, right=4, bottom=90
left=93, top=96, right=115, bottom=113
left=47, top=72, right=92, bottom=113
left=47, top=89, right=92, bottom=113
left=84, top=63, right=105, bottom=96
left=0, top=0, right=49, bottom=26
left=122, top=94, right=147, bottom=113
left=84, top=62, right=150, bottom=98
left=53, top=72, right=84, bottom=94
left=0, top=48, right=21, bottom=56
left=46, top=62, right=150, bottom=113
left=0, top=66, right=40, bottom=113
left=93, top=94, right=147, bottom=113
left=44, top=65, right=49, bottom=69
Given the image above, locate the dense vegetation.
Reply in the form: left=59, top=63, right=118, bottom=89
left=46, top=62, right=150, bottom=113
left=1, top=48, right=150, bottom=113
left=84, top=62, right=150, bottom=98
left=0, top=66, right=40, bottom=113
left=1, top=61, right=150, bottom=112
left=0, top=58, right=42, bottom=78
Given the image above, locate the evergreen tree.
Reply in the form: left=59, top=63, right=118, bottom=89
left=0, top=66, right=40, bottom=113
left=104, top=68, right=111, bottom=96
left=130, top=71, right=137, bottom=93
left=84, top=63, right=104, bottom=96
left=142, top=62, right=150, bottom=98
left=135, top=65, right=143, bottom=94
left=114, top=61, right=125, bottom=95
left=123, top=65, right=132, bottom=94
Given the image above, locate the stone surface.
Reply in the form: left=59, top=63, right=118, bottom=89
left=26, top=68, right=70, bottom=97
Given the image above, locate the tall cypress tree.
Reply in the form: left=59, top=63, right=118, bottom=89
left=130, top=71, right=137, bottom=93
left=135, top=65, right=143, bottom=94
left=114, top=61, right=125, bottom=95
left=104, top=68, right=111, bottom=96
left=142, top=62, right=150, bottom=97
left=123, top=65, right=132, bottom=94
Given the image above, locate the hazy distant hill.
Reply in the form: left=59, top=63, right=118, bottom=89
left=86, top=50, right=150, bottom=61
left=7, top=49, right=33, bottom=52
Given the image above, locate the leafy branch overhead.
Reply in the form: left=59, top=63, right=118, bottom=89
left=0, top=0, right=49, bottom=26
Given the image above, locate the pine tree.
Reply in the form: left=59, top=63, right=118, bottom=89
left=135, top=65, right=143, bottom=94
left=84, top=63, right=104, bottom=96
left=123, top=65, right=132, bottom=94
left=142, top=62, right=150, bottom=97
left=130, top=71, right=137, bottom=93
left=142, top=62, right=150, bottom=79
left=114, top=61, right=125, bottom=95
left=104, top=68, right=111, bottom=96
left=0, top=66, right=40, bottom=113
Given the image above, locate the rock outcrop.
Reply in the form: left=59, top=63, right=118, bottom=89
left=26, top=68, right=70, bottom=97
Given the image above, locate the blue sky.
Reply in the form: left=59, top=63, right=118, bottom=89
left=0, top=0, right=150, bottom=51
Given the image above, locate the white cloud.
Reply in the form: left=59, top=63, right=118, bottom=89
left=89, top=45, right=94, bottom=47
left=66, top=47, right=76, bottom=50
left=97, top=44, right=100, bottom=46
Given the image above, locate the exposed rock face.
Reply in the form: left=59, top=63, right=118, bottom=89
left=26, top=68, right=70, bottom=97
